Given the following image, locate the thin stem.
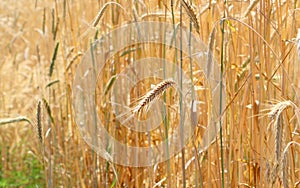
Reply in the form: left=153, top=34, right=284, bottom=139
left=179, top=3, right=186, bottom=188
left=219, top=1, right=226, bottom=187
left=162, top=4, right=171, bottom=186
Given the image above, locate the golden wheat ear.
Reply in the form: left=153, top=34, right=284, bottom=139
left=180, top=0, right=200, bottom=34
left=37, top=100, right=43, bottom=144
left=132, top=79, right=176, bottom=117
left=113, top=79, right=177, bottom=123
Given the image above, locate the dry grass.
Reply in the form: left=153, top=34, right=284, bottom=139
left=0, top=0, right=300, bottom=187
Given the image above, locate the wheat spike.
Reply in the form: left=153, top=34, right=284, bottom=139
left=132, top=79, right=176, bottom=116
left=282, top=142, right=300, bottom=188
left=282, top=153, right=288, bottom=188
left=275, top=116, right=283, bottom=163
left=37, top=100, right=42, bottom=143
left=180, top=0, right=200, bottom=34
left=267, top=100, right=299, bottom=185
left=268, top=101, right=290, bottom=163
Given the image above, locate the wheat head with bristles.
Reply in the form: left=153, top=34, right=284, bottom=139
left=132, top=79, right=176, bottom=117
left=115, top=79, right=177, bottom=124
left=268, top=101, right=292, bottom=163
left=180, top=0, right=200, bottom=34
left=266, top=100, right=300, bottom=185
left=37, top=100, right=42, bottom=144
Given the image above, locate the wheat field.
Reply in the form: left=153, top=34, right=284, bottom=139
left=1, top=0, right=300, bottom=187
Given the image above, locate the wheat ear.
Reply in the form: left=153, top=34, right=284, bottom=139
left=37, top=100, right=42, bottom=143
left=267, top=100, right=300, bottom=184
left=268, top=101, right=291, bottom=163
left=132, top=79, right=176, bottom=115
left=180, top=0, right=200, bottom=34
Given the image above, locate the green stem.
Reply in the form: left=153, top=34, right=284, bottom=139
left=219, top=6, right=226, bottom=188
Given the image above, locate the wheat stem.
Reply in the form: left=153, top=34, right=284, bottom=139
left=92, top=2, right=127, bottom=27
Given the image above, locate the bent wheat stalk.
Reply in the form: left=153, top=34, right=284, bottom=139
left=92, top=2, right=127, bottom=27
left=0, top=116, right=31, bottom=126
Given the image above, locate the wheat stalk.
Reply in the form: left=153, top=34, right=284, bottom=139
left=0, top=116, right=31, bottom=126
left=141, top=12, right=179, bottom=20
left=297, top=28, right=300, bottom=59
left=92, top=2, right=126, bottom=27
left=180, top=0, right=200, bottom=34
left=243, top=0, right=259, bottom=18
left=207, top=27, right=216, bottom=79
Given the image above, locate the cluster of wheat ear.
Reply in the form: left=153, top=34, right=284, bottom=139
left=266, top=100, right=300, bottom=187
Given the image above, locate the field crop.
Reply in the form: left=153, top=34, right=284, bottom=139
left=1, top=0, right=300, bottom=187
